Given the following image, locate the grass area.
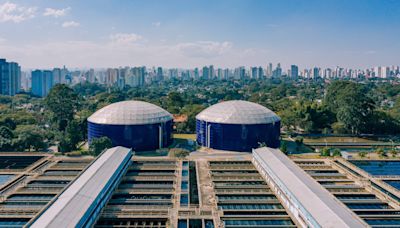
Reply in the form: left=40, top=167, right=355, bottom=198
left=173, top=134, right=196, bottom=140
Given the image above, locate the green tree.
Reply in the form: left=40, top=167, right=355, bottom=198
left=320, top=147, right=330, bottom=157
left=376, top=148, right=387, bottom=158
left=65, top=120, right=83, bottom=150
left=167, top=92, right=184, bottom=111
left=45, top=84, right=80, bottom=131
left=280, top=141, right=288, bottom=154
left=325, top=81, right=375, bottom=134
left=58, top=137, right=74, bottom=153
left=0, top=126, right=13, bottom=139
left=169, top=148, right=190, bottom=158
left=0, top=117, right=16, bottom=130
left=89, top=137, right=113, bottom=156
left=180, top=104, right=205, bottom=133
left=0, top=137, right=13, bottom=152
left=390, top=149, right=398, bottom=158
left=13, top=125, right=47, bottom=152
left=331, top=148, right=342, bottom=157
left=358, top=151, right=367, bottom=158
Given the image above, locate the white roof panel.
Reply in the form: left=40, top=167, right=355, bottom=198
left=196, top=100, right=280, bottom=124
left=253, top=147, right=367, bottom=228
left=88, top=100, right=173, bottom=125
left=30, top=146, right=132, bottom=228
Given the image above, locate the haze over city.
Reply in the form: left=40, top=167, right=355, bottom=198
left=1, top=0, right=400, bottom=69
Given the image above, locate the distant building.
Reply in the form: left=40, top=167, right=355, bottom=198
left=156, top=67, right=164, bottom=82
left=290, top=65, right=299, bottom=80
left=251, top=67, right=258, bottom=79
left=381, top=66, right=390, bottom=78
left=209, top=65, right=215, bottom=79
left=272, top=63, right=282, bottom=78
left=267, top=63, right=273, bottom=77
left=52, top=68, right=62, bottom=84
left=217, top=68, right=223, bottom=80
left=0, top=59, right=21, bottom=96
left=126, top=67, right=145, bottom=87
left=313, top=67, right=320, bottom=79
left=194, top=68, right=199, bottom=79
left=106, top=68, right=118, bottom=86
left=258, top=67, right=264, bottom=79
left=251, top=67, right=264, bottom=79
left=31, top=70, right=54, bottom=97
left=202, top=66, right=210, bottom=80
left=21, top=71, right=30, bottom=91
left=223, top=68, right=230, bottom=80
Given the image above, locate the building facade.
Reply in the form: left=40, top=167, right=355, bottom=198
left=31, top=70, right=54, bottom=97
left=0, top=59, right=21, bottom=96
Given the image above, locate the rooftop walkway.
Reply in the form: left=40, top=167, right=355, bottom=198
left=253, top=147, right=368, bottom=228
left=29, top=147, right=132, bottom=228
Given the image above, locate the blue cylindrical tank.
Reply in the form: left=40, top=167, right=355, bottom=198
left=196, top=100, right=281, bottom=152
left=88, top=101, right=173, bottom=151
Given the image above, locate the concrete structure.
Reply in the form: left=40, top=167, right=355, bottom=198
left=196, top=100, right=280, bottom=152
left=253, top=147, right=367, bottom=228
left=29, top=147, right=132, bottom=228
left=0, top=153, right=93, bottom=227
left=2, top=148, right=400, bottom=227
left=88, top=101, right=173, bottom=151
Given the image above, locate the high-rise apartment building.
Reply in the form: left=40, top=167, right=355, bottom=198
left=202, top=66, right=210, bottom=80
left=0, top=59, right=21, bottom=96
left=251, top=67, right=258, bottom=79
left=313, top=67, right=320, bottom=79
left=31, top=70, right=54, bottom=97
left=267, top=63, right=273, bottom=77
left=258, top=67, right=264, bottom=79
left=290, top=65, right=299, bottom=80
left=126, top=67, right=145, bottom=87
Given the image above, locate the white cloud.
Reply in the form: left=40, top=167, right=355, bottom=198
left=176, top=41, right=233, bottom=58
left=110, top=33, right=142, bottom=44
left=43, top=7, right=70, bottom=18
left=62, top=20, right=80, bottom=28
left=152, top=21, right=161, bottom=27
left=0, top=2, right=36, bottom=23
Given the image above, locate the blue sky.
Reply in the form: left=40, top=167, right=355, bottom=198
left=0, top=0, right=399, bottom=69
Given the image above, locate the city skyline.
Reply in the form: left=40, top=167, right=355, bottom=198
left=0, top=0, right=399, bottom=69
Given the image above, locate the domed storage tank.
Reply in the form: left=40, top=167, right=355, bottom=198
left=88, top=101, right=173, bottom=151
left=196, top=100, right=280, bottom=152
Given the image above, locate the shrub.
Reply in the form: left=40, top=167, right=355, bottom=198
left=89, top=137, right=113, bottom=156
left=169, top=148, right=190, bottom=158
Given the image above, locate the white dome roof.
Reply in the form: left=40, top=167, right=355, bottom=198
left=196, top=100, right=280, bottom=124
left=88, top=101, right=172, bottom=125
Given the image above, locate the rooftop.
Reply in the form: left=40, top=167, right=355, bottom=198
left=29, top=147, right=132, bottom=228
left=196, top=100, right=280, bottom=124
left=253, top=147, right=367, bottom=228
left=88, top=100, right=173, bottom=125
